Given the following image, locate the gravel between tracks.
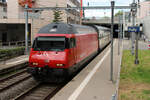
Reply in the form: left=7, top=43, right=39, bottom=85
left=0, top=77, right=38, bottom=100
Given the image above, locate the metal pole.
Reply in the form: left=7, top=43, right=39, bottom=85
left=135, top=31, right=139, bottom=64
left=120, top=15, right=123, bottom=44
left=118, top=15, right=121, bottom=55
left=131, top=0, right=136, bottom=55
left=80, top=0, right=83, bottom=25
left=31, top=17, right=34, bottom=45
left=110, top=1, right=115, bottom=82
left=122, top=12, right=125, bottom=39
left=25, top=4, right=29, bottom=55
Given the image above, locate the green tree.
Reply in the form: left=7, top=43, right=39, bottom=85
left=115, top=11, right=123, bottom=17
left=53, top=6, right=63, bottom=22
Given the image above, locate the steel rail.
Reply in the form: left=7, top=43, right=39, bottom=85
left=0, top=74, right=31, bottom=93
left=14, top=83, right=64, bottom=100
left=13, top=83, right=41, bottom=100
left=0, top=62, right=28, bottom=76
left=0, top=69, right=27, bottom=82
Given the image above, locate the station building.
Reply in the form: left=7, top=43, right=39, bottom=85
left=137, top=1, right=150, bottom=19
left=137, top=1, right=150, bottom=39
left=0, top=0, right=81, bottom=46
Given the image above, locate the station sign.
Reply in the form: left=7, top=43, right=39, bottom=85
left=128, top=26, right=140, bottom=33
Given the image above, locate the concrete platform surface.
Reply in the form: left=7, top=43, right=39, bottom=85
left=52, top=39, right=123, bottom=100
left=0, top=55, right=29, bottom=70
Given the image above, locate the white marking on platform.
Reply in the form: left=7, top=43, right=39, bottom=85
left=68, top=40, right=116, bottom=100
left=6, top=58, right=28, bottom=65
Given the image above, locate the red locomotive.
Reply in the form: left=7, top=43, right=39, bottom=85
left=28, top=22, right=110, bottom=81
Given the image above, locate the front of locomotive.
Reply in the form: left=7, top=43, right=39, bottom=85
left=28, top=23, right=75, bottom=80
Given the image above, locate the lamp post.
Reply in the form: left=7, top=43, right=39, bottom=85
left=25, top=4, right=29, bottom=55
left=135, top=26, right=139, bottom=64
left=131, top=0, right=137, bottom=55
left=135, top=0, right=140, bottom=64
left=110, top=0, right=115, bottom=82
left=118, top=15, right=121, bottom=55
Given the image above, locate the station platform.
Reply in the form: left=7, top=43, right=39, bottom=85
left=0, top=55, right=29, bottom=73
left=52, top=39, right=123, bottom=100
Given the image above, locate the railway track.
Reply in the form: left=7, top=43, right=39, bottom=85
left=0, top=62, right=28, bottom=76
left=0, top=67, right=65, bottom=100
left=14, top=83, right=63, bottom=100
left=0, top=69, right=27, bottom=82
left=0, top=69, right=31, bottom=93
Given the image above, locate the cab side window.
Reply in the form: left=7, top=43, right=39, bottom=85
left=70, top=38, right=76, bottom=48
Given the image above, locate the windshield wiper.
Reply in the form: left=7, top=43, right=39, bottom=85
left=35, top=48, right=41, bottom=51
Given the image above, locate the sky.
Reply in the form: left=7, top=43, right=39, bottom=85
left=83, top=0, right=143, bottom=18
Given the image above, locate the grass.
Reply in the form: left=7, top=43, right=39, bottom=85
left=118, top=50, right=150, bottom=100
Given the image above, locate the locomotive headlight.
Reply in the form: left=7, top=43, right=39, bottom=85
left=32, top=62, right=38, bottom=66
left=56, top=64, right=64, bottom=67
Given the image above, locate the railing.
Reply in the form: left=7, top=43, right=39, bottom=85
left=0, top=41, right=31, bottom=47
left=67, top=9, right=80, bottom=17
left=67, top=4, right=80, bottom=17
left=19, top=12, right=41, bottom=19
left=70, top=0, right=80, bottom=7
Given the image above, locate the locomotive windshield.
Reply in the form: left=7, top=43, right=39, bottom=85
left=32, top=37, right=66, bottom=51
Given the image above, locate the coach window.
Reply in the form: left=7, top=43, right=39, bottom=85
left=70, top=38, right=76, bottom=48
left=99, top=34, right=101, bottom=38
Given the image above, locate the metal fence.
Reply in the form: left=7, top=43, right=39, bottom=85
left=0, top=41, right=31, bottom=48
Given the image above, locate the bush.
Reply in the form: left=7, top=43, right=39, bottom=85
left=0, top=47, right=25, bottom=60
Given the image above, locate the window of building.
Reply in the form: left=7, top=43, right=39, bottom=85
left=2, top=0, right=6, bottom=2
left=3, top=16, right=7, bottom=19
left=3, top=7, right=7, bottom=12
